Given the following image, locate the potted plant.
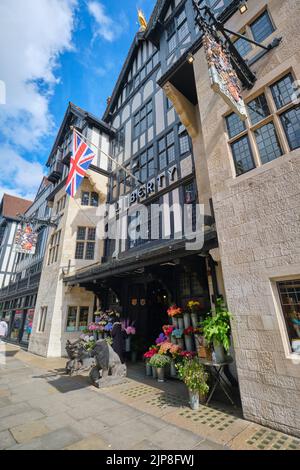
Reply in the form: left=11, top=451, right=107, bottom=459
left=187, top=300, right=201, bottom=328
left=202, top=298, right=232, bottom=363
left=149, top=354, right=171, bottom=382
left=183, top=326, right=194, bottom=352
left=171, top=328, right=184, bottom=349
left=176, top=357, right=209, bottom=410
left=167, top=305, right=183, bottom=329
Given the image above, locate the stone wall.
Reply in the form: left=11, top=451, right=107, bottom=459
left=193, top=0, right=300, bottom=436
left=29, top=170, right=108, bottom=357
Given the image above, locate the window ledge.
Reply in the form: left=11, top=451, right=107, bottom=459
left=227, top=150, right=300, bottom=187
left=285, top=353, right=300, bottom=365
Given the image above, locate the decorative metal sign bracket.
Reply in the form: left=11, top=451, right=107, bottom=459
left=16, top=213, right=59, bottom=229
left=192, top=0, right=281, bottom=89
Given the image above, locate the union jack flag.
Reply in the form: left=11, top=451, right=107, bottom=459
left=65, top=131, right=95, bottom=198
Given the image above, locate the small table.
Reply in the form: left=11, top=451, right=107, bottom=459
left=199, top=357, right=235, bottom=406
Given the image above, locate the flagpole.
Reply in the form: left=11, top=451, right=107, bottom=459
left=70, top=126, right=143, bottom=185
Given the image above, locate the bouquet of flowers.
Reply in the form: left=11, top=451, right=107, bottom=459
left=158, top=341, right=173, bottom=355
left=80, top=334, right=96, bottom=352
left=180, top=351, right=197, bottom=359
left=187, top=300, right=201, bottom=313
left=88, top=322, right=102, bottom=332
left=167, top=305, right=183, bottom=318
left=162, top=325, right=175, bottom=337
left=171, top=328, right=183, bottom=339
left=143, top=345, right=159, bottom=360
left=125, top=325, right=136, bottom=335
left=169, top=343, right=182, bottom=358
left=104, top=322, right=113, bottom=333
left=155, top=333, right=168, bottom=344
left=184, top=326, right=195, bottom=336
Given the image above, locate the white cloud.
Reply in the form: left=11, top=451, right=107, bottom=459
left=0, top=147, right=45, bottom=202
left=0, top=0, right=77, bottom=148
left=87, top=1, right=126, bottom=42
left=0, top=0, right=78, bottom=201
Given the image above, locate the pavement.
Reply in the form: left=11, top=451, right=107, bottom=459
left=0, top=342, right=300, bottom=451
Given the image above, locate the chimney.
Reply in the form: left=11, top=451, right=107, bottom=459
left=106, top=96, right=111, bottom=106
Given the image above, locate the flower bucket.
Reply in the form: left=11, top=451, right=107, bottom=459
left=171, top=317, right=179, bottom=328
left=171, top=336, right=177, bottom=345
left=170, top=360, right=177, bottom=378
left=191, top=313, right=198, bottom=328
left=188, top=389, right=200, bottom=410
left=125, top=337, right=131, bottom=352
left=184, top=335, right=193, bottom=352
left=177, top=338, right=184, bottom=349
left=157, top=367, right=165, bottom=383
left=152, top=366, right=157, bottom=379
left=145, top=362, right=152, bottom=376
left=183, top=312, right=191, bottom=329
left=213, top=342, right=226, bottom=363
left=178, top=317, right=184, bottom=330
left=131, top=351, right=137, bottom=363
left=93, top=331, right=98, bottom=341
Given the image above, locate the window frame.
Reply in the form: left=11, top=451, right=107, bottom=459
left=270, top=275, right=300, bottom=360
left=66, top=305, right=90, bottom=332
left=133, top=101, right=153, bottom=139
left=225, top=71, right=299, bottom=177
left=38, top=306, right=47, bottom=333
left=165, top=6, right=189, bottom=55
left=75, top=226, right=96, bottom=260
left=48, top=230, right=61, bottom=265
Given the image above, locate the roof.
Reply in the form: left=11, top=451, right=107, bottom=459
left=47, top=102, right=115, bottom=166
left=64, top=228, right=217, bottom=285
left=0, top=194, right=33, bottom=220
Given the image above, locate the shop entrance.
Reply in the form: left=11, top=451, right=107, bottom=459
left=126, top=280, right=170, bottom=350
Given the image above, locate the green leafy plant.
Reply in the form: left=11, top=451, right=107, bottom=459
left=176, top=357, right=209, bottom=397
left=202, top=298, right=232, bottom=351
left=149, top=354, right=171, bottom=368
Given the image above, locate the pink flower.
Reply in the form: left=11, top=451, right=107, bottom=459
left=126, top=326, right=136, bottom=335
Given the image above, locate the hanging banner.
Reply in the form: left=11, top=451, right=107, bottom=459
left=203, top=32, right=247, bottom=120
left=13, top=224, right=38, bottom=255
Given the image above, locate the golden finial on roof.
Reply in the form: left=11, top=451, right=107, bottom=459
left=137, top=9, right=148, bottom=31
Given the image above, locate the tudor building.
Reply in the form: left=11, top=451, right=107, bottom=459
left=64, top=0, right=221, bottom=354
left=28, top=103, right=114, bottom=357
left=0, top=179, right=53, bottom=345
left=62, top=0, right=300, bottom=438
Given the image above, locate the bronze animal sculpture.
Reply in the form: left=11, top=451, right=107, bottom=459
left=89, top=340, right=127, bottom=388
left=65, top=338, right=94, bottom=376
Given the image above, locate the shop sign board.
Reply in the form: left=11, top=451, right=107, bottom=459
left=129, top=164, right=178, bottom=205
left=203, top=32, right=247, bottom=120
left=13, top=224, right=38, bottom=255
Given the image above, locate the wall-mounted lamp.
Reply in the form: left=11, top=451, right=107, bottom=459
left=239, top=1, right=248, bottom=14
left=187, top=52, right=194, bottom=64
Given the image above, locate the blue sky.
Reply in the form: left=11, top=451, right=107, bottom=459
left=0, top=0, right=156, bottom=201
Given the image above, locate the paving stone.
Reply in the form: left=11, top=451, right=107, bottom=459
left=96, top=416, right=165, bottom=450
left=130, top=440, right=163, bottom=450
left=0, top=430, right=17, bottom=450
left=0, top=409, right=45, bottom=432
left=0, top=397, right=12, bottom=408
left=0, top=402, right=31, bottom=419
left=42, top=412, right=79, bottom=431
left=95, top=405, right=143, bottom=427
left=38, top=426, right=83, bottom=450
left=148, top=425, right=203, bottom=450
left=193, top=439, right=230, bottom=450
left=70, top=417, right=110, bottom=438
left=10, top=421, right=51, bottom=444
left=64, top=434, right=111, bottom=450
